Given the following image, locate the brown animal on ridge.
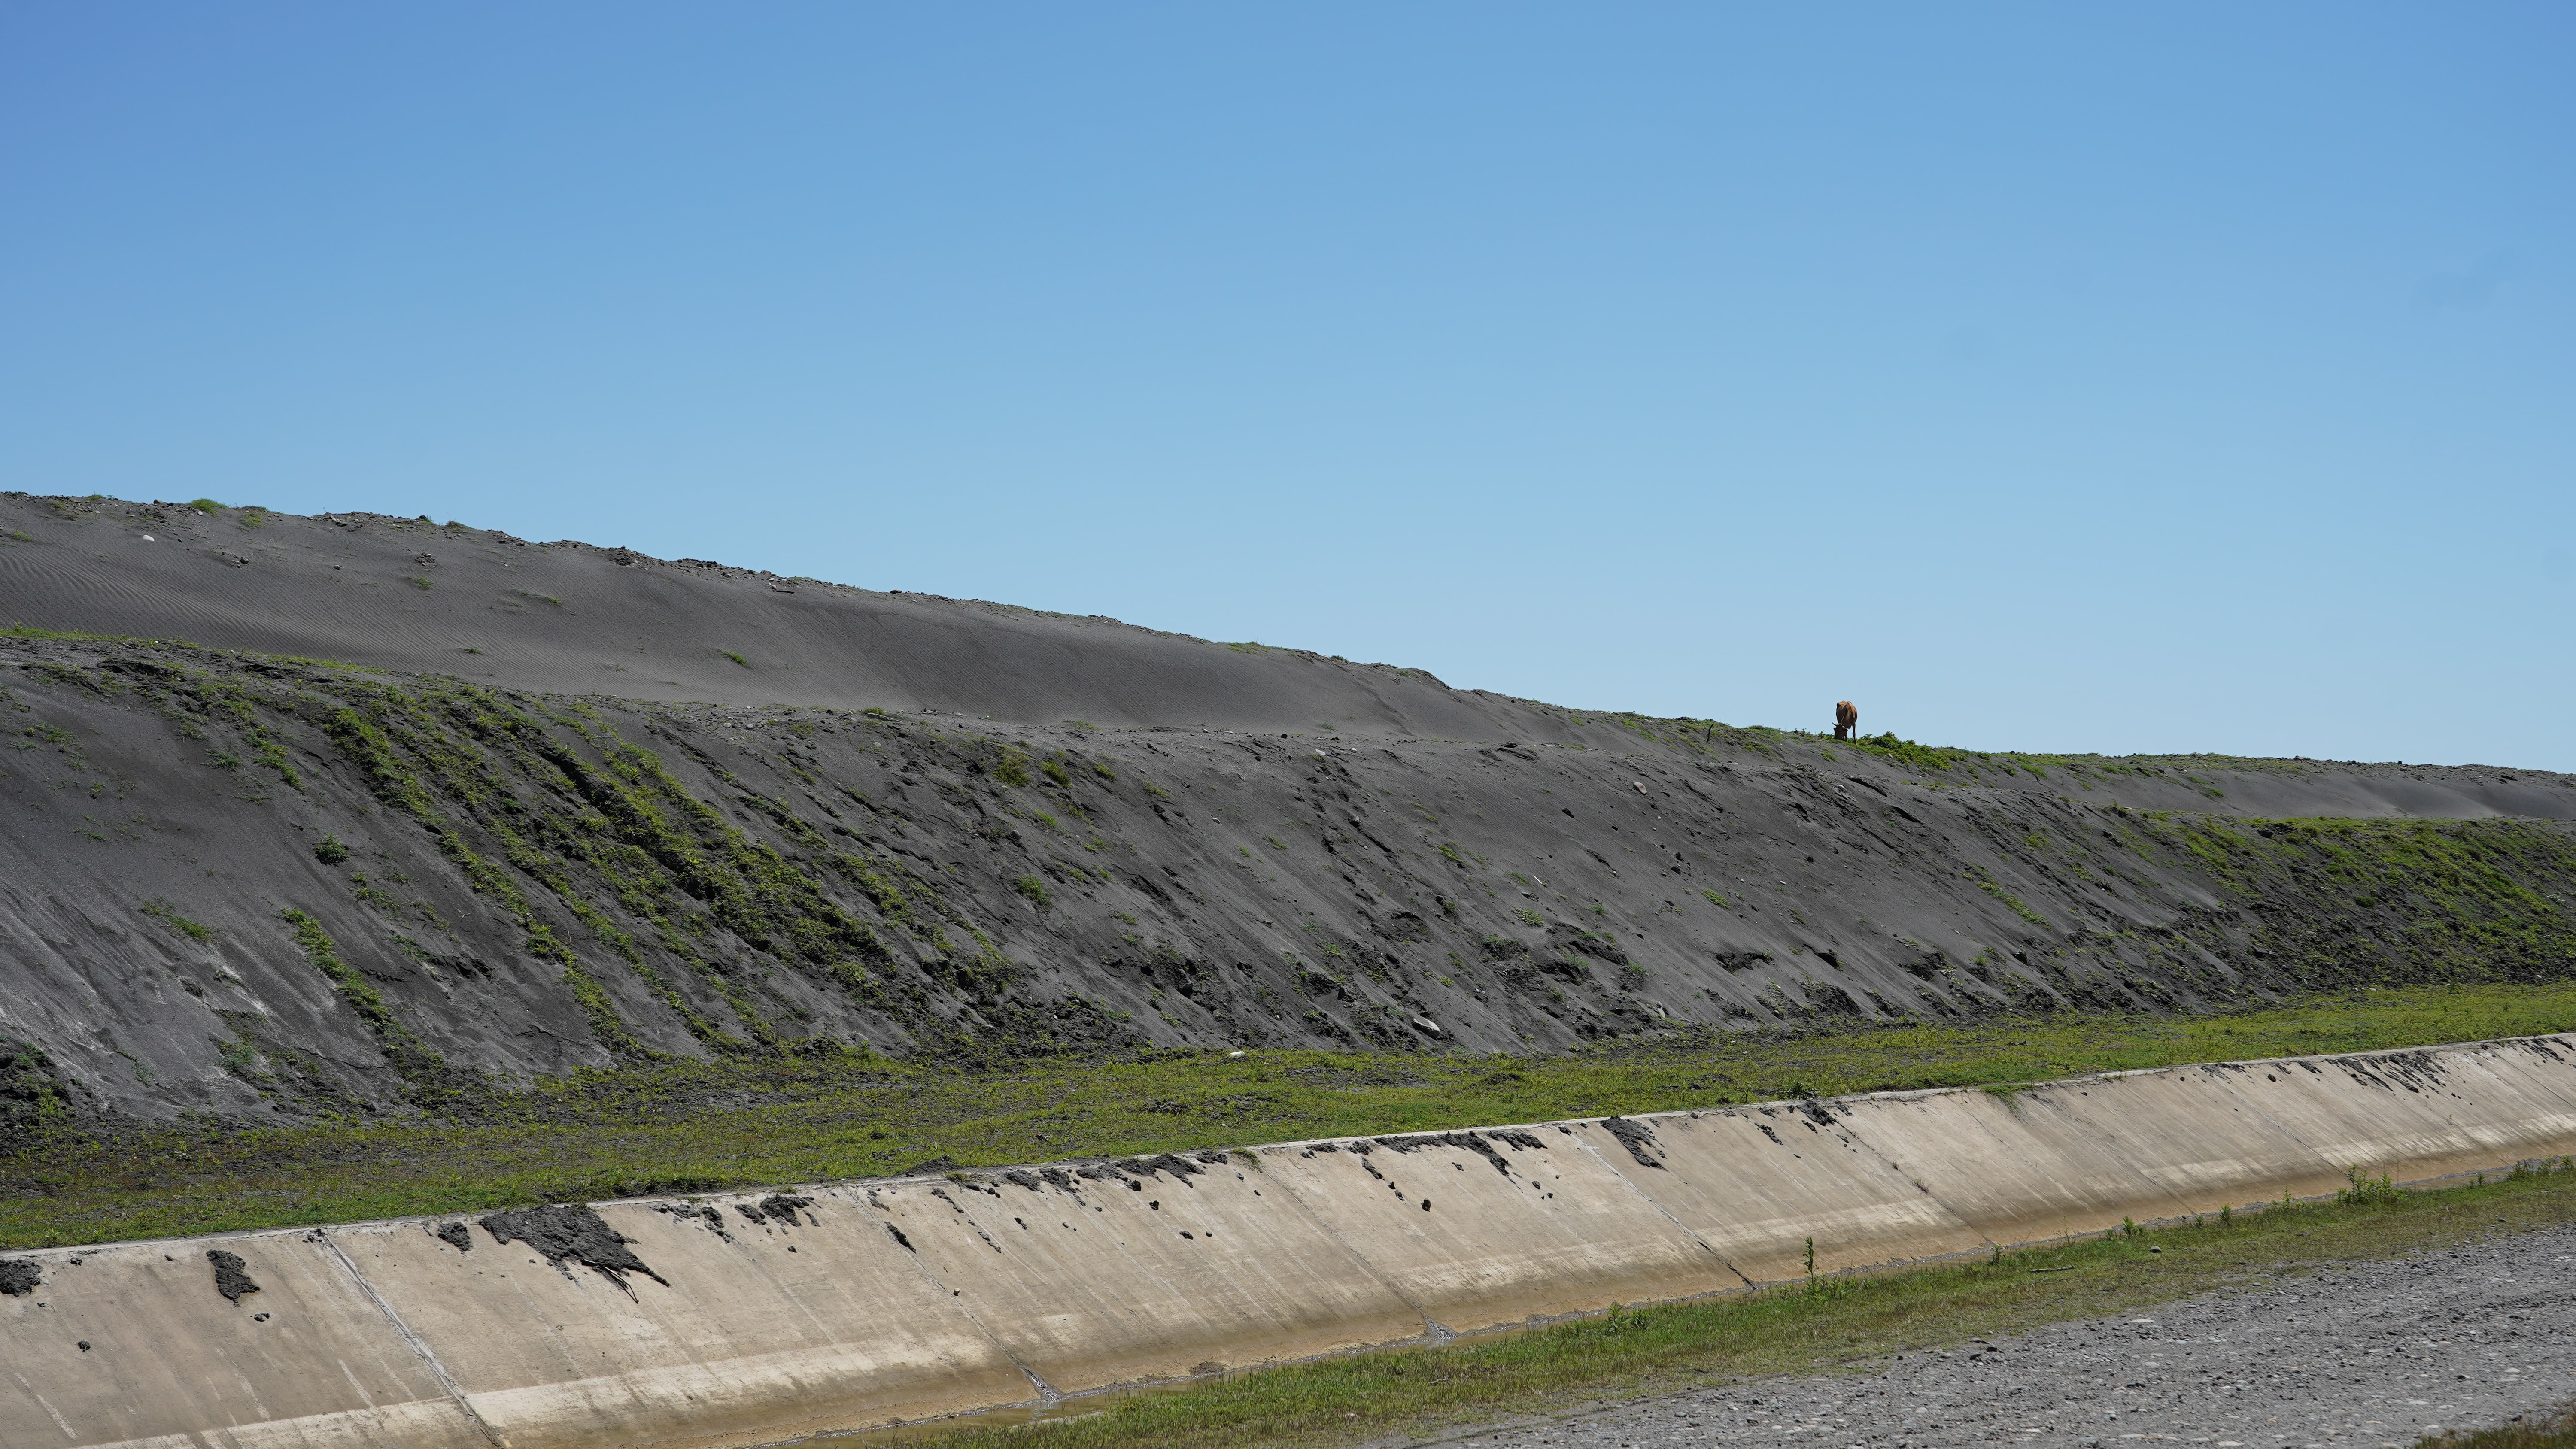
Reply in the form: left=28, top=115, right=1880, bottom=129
left=1834, top=700, right=1858, bottom=740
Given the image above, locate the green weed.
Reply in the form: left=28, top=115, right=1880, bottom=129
left=2336, top=1165, right=2406, bottom=1206
left=140, top=901, right=213, bottom=941
left=2418, top=1404, right=2576, bottom=1448
left=1966, top=865, right=2050, bottom=928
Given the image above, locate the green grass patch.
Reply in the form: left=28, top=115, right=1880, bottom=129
left=1966, top=864, right=2051, bottom=928
left=1844, top=731, right=1968, bottom=773
left=2427, top=1404, right=2576, bottom=1447
left=140, top=900, right=213, bottom=941
left=6, top=983, right=2576, bottom=1249
left=889, top=1165, right=2576, bottom=1449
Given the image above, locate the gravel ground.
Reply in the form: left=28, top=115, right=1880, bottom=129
left=1423, top=1222, right=2576, bottom=1449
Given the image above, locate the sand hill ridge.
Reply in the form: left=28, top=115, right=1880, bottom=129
left=3, top=492, right=2573, bottom=1133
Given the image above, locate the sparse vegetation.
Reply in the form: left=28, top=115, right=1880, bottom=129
left=276, top=907, right=479, bottom=1113
left=140, top=900, right=213, bottom=941
left=0, top=1041, right=71, bottom=1153
left=313, top=834, right=351, bottom=865
left=2336, top=1164, right=2406, bottom=1206
left=1967, top=864, right=2051, bottom=928
left=2421, top=1402, right=2576, bottom=1448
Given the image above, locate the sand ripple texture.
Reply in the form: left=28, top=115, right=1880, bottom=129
left=1441, top=1225, right=2576, bottom=1449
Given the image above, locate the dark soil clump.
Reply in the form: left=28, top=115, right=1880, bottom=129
left=1601, top=1115, right=1664, bottom=1167
left=206, top=1249, right=260, bottom=1303
left=480, top=1203, right=667, bottom=1292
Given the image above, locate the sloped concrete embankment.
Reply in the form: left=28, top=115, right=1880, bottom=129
left=9, top=1035, right=2576, bottom=1449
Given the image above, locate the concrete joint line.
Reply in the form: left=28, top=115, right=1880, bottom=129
left=317, top=1230, right=504, bottom=1449
left=1263, top=1157, right=1455, bottom=1344
left=15, top=1371, right=79, bottom=1442
left=872, top=1209, right=1063, bottom=1407
left=1561, top=1131, right=1757, bottom=1291
left=1838, top=1119, right=2005, bottom=1268
left=2207, top=1063, right=2355, bottom=1182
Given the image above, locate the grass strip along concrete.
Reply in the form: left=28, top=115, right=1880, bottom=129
left=12, top=982, right=2576, bottom=1249
left=2435, top=1406, right=2576, bottom=1448
left=880, top=1166, right=2576, bottom=1449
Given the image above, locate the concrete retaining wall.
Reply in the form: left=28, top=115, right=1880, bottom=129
left=10, top=1034, right=2575, bottom=1449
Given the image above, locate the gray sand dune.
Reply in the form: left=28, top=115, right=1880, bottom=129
left=0, top=494, right=1540, bottom=738
left=3, top=494, right=2563, bottom=822
left=2, top=494, right=2573, bottom=1130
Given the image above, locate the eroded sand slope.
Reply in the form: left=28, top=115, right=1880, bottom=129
left=3, top=495, right=2574, bottom=1126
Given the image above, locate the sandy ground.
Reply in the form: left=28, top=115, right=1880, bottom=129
left=1428, top=1225, right=2576, bottom=1449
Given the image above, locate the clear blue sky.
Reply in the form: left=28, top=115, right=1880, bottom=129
left=4, top=4, right=2569, bottom=768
